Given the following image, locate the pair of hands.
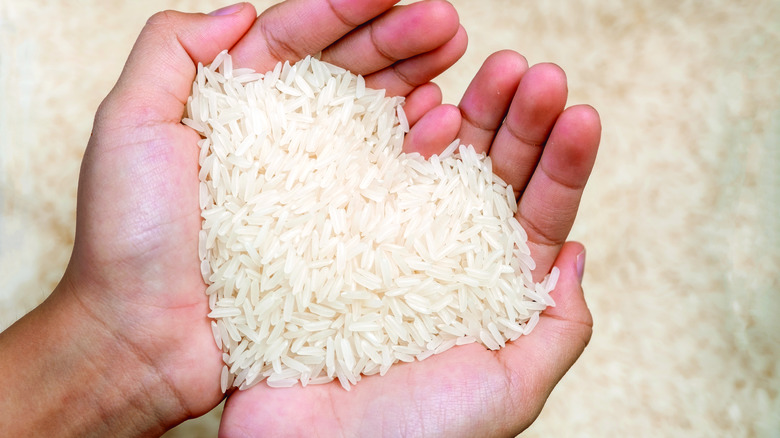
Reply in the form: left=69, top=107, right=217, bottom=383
left=1, top=1, right=599, bottom=436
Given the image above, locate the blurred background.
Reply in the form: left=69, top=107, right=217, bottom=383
left=1, top=1, right=778, bottom=436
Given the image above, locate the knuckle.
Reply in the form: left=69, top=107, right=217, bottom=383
left=146, top=10, right=175, bottom=27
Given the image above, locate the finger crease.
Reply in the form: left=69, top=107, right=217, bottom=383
left=505, top=121, right=545, bottom=149
left=392, top=64, right=416, bottom=89
left=542, top=313, right=594, bottom=331
left=325, top=0, right=359, bottom=27
left=540, top=163, right=587, bottom=192
left=517, top=215, right=563, bottom=247
left=459, top=107, right=500, bottom=133
left=369, top=21, right=399, bottom=65
left=260, top=21, right=301, bottom=63
left=173, top=32, right=194, bottom=63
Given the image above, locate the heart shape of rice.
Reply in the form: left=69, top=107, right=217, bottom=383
left=183, top=51, right=558, bottom=391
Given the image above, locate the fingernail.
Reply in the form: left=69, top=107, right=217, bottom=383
left=576, top=249, right=586, bottom=285
left=208, top=2, right=244, bottom=16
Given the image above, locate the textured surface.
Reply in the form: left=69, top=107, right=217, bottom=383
left=1, top=1, right=778, bottom=436
left=190, top=53, right=558, bottom=391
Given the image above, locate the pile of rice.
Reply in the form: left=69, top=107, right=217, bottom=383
left=183, top=51, right=559, bottom=391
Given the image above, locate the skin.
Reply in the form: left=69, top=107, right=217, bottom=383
left=0, top=1, right=600, bottom=437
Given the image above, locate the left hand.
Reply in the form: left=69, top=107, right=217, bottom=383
left=51, top=0, right=465, bottom=434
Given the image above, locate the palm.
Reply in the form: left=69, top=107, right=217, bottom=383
left=223, top=344, right=538, bottom=436
left=72, top=116, right=223, bottom=414
left=223, top=302, right=590, bottom=436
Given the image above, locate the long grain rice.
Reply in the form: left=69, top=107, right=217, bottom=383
left=183, top=50, right=560, bottom=391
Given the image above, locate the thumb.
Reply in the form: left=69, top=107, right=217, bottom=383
left=101, top=4, right=257, bottom=124
left=537, top=241, right=592, bottom=330
left=525, top=241, right=593, bottom=377
left=497, top=241, right=593, bottom=421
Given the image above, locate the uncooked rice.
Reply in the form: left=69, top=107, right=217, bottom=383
left=183, top=50, right=559, bottom=391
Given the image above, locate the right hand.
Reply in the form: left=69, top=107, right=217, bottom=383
left=219, top=2, right=600, bottom=437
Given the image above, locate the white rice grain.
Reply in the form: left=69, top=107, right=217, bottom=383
left=186, top=51, right=560, bottom=392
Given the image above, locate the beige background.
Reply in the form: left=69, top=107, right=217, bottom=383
left=1, top=1, right=778, bottom=436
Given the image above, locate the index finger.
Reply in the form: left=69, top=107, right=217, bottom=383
left=230, top=0, right=400, bottom=72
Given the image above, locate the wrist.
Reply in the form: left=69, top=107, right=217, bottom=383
left=0, top=275, right=187, bottom=437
